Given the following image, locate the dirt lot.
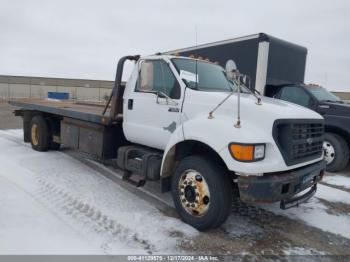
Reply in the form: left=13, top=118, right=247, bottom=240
left=1, top=101, right=350, bottom=258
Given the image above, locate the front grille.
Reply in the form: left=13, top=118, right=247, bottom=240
left=273, top=120, right=324, bottom=166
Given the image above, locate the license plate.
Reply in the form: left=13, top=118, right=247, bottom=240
left=302, top=172, right=316, bottom=184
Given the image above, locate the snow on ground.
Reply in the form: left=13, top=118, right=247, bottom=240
left=1, top=129, right=350, bottom=255
left=261, top=184, right=350, bottom=239
left=322, top=174, right=350, bottom=190
left=0, top=129, right=197, bottom=255
left=0, top=176, right=101, bottom=255
left=316, top=183, right=350, bottom=205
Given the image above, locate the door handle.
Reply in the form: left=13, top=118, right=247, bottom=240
left=128, top=99, right=133, bottom=110
left=168, top=107, right=179, bottom=112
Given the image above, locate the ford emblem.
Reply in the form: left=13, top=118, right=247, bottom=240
left=306, top=138, right=313, bottom=145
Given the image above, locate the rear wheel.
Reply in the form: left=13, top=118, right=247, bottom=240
left=30, top=115, right=51, bottom=151
left=324, top=132, right=349, bottom=172
left=171, top=155, right=233, bottom=231
left=50, top=141, right=61, bottom=150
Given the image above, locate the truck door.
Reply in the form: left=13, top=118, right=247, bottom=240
left=123, top=59, right=183, bottom=150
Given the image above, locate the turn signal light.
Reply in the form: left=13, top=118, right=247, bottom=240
left=229, top=143, right=265, bottom=162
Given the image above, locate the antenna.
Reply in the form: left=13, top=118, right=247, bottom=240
left=234, top=76, right=241, bottom=128
left=195, top=25, right=198, bottom=90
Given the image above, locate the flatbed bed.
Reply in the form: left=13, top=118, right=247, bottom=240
left=8, top=99, right=119, bottom=125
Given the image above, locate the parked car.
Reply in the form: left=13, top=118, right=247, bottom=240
left=271, top=84, right=349, bottom=172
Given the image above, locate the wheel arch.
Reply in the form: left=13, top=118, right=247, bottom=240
left=160, top=139, right=232, bottom=192
left=325, top=125, right=350, bottom=149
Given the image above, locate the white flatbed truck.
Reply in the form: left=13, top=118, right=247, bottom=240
left=10, top=54, right=325, bottom=230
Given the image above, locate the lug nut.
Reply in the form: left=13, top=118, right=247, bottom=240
left=195, top=175, right=203, bottom=182
left=203, top=196, right=210, bottom=205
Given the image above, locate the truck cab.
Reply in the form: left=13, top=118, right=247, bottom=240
left=122, top=55, right=325, bottom=224
left=271, top=84, right=350, bottom=172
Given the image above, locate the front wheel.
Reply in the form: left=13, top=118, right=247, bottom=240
left=171, top=155, right=233, bottom=231
left=323, top=132, right=349, bottom=172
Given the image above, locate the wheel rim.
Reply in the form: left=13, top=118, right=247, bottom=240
left=178, top=169, right=210, bottom=217
left=31, top=123, right=39, bottom=146
left=323, top=140, right=335, bottom=164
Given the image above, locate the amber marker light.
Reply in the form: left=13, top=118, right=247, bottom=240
left=229, top=143, right=265, bottom=162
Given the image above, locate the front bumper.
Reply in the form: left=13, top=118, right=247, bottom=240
left=237, top=160, right=326, bottom=208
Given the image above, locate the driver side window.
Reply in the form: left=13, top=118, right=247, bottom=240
left=137, top=60, right=181, bottom=99
left=279, top=86, right=313, bottom=108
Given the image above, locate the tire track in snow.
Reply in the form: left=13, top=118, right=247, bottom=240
left=33, top=177, right=156, bottom=253
left=0, top=131, right=187, bottom=254
left=0, top=154, right=155, bottom=253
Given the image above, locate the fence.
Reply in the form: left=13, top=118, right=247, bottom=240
left=0, top=75, right=114, bottom=102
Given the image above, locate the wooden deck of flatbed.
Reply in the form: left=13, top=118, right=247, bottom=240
left=8, top=99, right=117, bottom=125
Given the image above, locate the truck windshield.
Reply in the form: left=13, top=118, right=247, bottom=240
left=171, top=58, right=249, bottom=93
left=307, top=86, right=343, bottom=103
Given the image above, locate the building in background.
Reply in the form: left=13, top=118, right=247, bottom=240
left=0, top=75, right=113, bottom=102
left=333, top=91, right=350, bottom=102
left=0, top=74, right=349, bottom=102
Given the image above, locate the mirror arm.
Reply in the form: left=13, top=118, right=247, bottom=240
left=156, top=91, right=178, bottom=106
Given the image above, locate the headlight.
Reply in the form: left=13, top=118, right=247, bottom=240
left=229, top=143, right=265, bottom=162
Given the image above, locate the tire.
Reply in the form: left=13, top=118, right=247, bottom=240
left=324, top=132, right=349, bottom=172
left=30, top=115, right=51, bottom=152
left=171, top=155, right=233, bottom=231
left=50, top=142, right=61, bottom=150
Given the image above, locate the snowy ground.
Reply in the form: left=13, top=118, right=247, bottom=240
left=0, top=129, right=197, bottom=255
left=261, top=184, right=350, bottom=239
left=322, top=174, right=350, bottom=190
left=0, top=128, right=350, bottom=256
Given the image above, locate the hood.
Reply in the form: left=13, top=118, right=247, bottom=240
left=319, top=101, right=350, bottom=118
left=183, top=89, right=323, bottom=122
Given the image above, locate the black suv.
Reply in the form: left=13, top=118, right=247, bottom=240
left=271, top=84, right=350, bottom=172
